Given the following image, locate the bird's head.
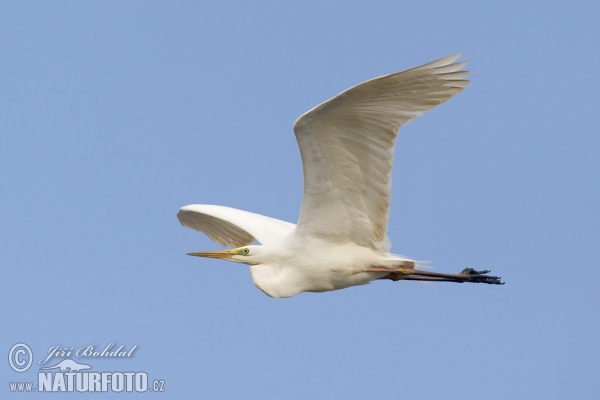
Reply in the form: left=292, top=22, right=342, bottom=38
left=187, top=245, right=263, bottom=265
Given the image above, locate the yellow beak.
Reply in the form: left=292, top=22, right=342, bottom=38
left=187, top=249, right=237, bottom=259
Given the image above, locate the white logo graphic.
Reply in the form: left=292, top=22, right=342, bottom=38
left=39, top=358, right=91, bottom=372
left=8, top=343, right=33, bottom=373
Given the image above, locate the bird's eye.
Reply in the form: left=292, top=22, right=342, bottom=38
left=242, top=248, right=250, bottom=255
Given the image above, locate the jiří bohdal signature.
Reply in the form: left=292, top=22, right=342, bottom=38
left=39, top=342, right=137, bottom=365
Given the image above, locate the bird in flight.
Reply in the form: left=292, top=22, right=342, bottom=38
left=178, top=54, right=503, bottom=298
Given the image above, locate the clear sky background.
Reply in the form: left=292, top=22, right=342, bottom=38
left=1, top=1, right=598, bottom=399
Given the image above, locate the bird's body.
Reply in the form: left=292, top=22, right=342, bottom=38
left=247, top=235, right=414, bottom=298
left=178, top=54, right=503, bottom=298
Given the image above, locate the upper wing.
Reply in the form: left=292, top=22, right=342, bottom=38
left=293, top=54, right=469, bottom=249
left=177, top=204, right=296, bottom=247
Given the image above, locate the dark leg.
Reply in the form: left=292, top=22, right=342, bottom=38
left=370, top=267, right=504, bottom=285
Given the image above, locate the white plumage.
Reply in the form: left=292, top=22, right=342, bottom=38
left=178, top=54, right=502, bottom=298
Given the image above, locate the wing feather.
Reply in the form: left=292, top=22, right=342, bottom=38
left=293, top=54, right=469, bottom=250
left=177, top=204, right=296, bottom=247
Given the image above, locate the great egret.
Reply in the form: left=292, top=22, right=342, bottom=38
left=178, top=54, right=503, bottom=298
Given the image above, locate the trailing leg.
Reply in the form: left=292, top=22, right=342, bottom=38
left=370, top=267, right=504, bottom=285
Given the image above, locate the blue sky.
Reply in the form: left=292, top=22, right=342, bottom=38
left=1, top=1, right=598, bottom=398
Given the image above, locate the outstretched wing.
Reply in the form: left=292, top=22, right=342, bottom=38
left=293, top=54, right=469, bottom=250
left=177, top=204, right=296, bottom=247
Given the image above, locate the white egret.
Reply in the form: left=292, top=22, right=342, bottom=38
left=178, top=54, right=503, bottom=298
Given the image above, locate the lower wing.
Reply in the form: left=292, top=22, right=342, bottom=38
left=177, top=204, right=296, bottom=247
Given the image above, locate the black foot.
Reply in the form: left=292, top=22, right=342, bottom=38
left=459, top=268, right=504, bottom=285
